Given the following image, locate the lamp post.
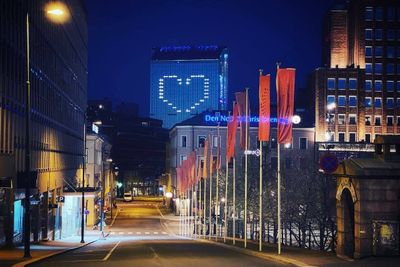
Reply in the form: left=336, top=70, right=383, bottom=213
left=23, top=2, right=69, bottom=258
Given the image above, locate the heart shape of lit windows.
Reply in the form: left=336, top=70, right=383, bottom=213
left=158, top=75, right=210, bottom=113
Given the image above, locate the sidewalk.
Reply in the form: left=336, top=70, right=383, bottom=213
left=161, top=213, right=400, bottom=267
left=0, top=229, right=104, bottom=267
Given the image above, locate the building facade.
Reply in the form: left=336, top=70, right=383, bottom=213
left=0, top=0, right=87, bottom=245
left=315, top=0, right=400, bottom=143
left=150, top=45, right=228, bottom=129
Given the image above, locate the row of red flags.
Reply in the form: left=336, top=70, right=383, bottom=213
left=177, top=68, right=295, bottom=193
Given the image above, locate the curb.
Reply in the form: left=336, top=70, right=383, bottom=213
left=196, top=238, right=316, bottom=267
left=12, top=238, right=100, bottom=267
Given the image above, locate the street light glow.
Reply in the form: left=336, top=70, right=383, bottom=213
left=327, top=102, right=336, bottom=111
left=165, top=192, right=173, bottom=198
left=45, top=2, right=70, bottom=24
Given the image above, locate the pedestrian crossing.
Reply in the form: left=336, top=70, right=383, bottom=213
left=110, top=231, right=169, bottom=236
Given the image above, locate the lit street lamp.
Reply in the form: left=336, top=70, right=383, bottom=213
left=24, top=2, right=69, bottom=258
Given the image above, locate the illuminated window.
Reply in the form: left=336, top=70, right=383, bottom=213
left=327, top=78, right=335, bottom=90
left=349, top=96, right=357, bottom=107
left=387, top=98, right=394, bottom=109
left=375, top=116, right=381, bottom=126
left=198, top=135, right=206, bottom=148
left=338, top=96, right=346, bottom=107
left=375, top=80, right=382, bottom=91
left=387, top=47, right=395, bottom=58
left=349, top=114, right=357, bottom=125
left=365, top=29, right=373, bottom=40
left=327, top=95, right=335, bottom=105
left=366, top=64, right=372, bottom=74
left=180, top=155, right=187, bottom=164
left=375, top=29, right=383, bottom=40
left=365, top=97, right=372, bottom=108
left=349, top=133, right=356, bottom=143
left=365, top=7, right=373, bottom=21
left=387, top=116, right=394, bottom=126
left=387, top=81, right=394, bottom=92
left=365, top=46, right=372, bottom=57
left=375, top=46, right=382, bottom=57
left=349, top=78, right=357, bottom=90
left=365, top=80, right=372, bottom=91
left=338, top=114, right=345, bottom=125
left=397, top=98, right=400, bottom=108
left=338, top=78, right=346, bottom=90
left=398, top=48, right=400, bottom=58
left=374, top=97, right=382, bottom=108
left=397, top=82, right=400, bottom=92
left=213, top=136, right=218, bottom=148
left=180, top=135, right=187, bottom=147
left=397, top=116, right=400, bottom=126
left=299, top=138, right=308, bottom=150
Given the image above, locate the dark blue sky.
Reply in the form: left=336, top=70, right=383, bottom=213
left=86, top=0, right=337, bottom=116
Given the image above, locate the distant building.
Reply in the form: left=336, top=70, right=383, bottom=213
left=150, top=45, right=228, bottom=129
left=0, top=0, right=87, bottom=245
left=314, top=0, right=400, bottom=143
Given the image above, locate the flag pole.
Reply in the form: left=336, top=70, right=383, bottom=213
left=215, top=123, right=220, bottom=240
left=232, top=157, right=236, bottom=245
left=224, top=111, right=230, bottom=243
left=203, top=177, right=206, bottom=238
left=199, top=177, right=202, bottom=237
left=244, top=87, right=249, bottom=248
left=209, top=159, right=212, bottom=240
left=192, top=182, right=195, bottom=238
left=259, top=69, right=263, bottom=252
left=276, top=63, right=282, bottom=255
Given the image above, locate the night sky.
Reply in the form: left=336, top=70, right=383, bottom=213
left=86, top=0, right=338, bottom=116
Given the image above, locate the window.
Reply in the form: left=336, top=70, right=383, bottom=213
left=375, top=7, right=383, bottom=21
left=338, top=96, right=346, bottom=107
left=375, top=46, right=383, bottom=57
left=338, top=78, right=346, bottom=90
left=365, top=97, right=372, bottom=108
left=349, top=114, right=357, bottom=125
left=397, top=116, right=400, bottom=126
left=375, top=29, right=383, bottom=40
left=375, top=116, right=381, bottom=126
left=327, top=95, right=335, bottom=105
left=198, top=135, right=206, bottom=147
left=365, top=29, right=373, bottom=40
left=180, top=155, right=187, bottom=164
left=299, top=137, right=308, bottom=150
left=386, top=64, right=395, bottom=74
left=365, top=80, right=372, bottom=91
left=327, top=78, right=335, bottom=90
left=375, top=80, right=382, bottom=91
left=213, top=136, right=218, bottom=148
left=398, top=47, right=400, bottom=58
left=349, top=133, right=356, bottom=143
left=387, top=47, right=395, bottom=58
left=365, top=134, right=371, bottom=143
left=349, top=96, right=357, bottom=107
left=375, top=63, right=382, bottom=74
left=387, top=98, right=394, bottom=109
left=365, top=115, right=371, bottom=125
left=387, top=7, right=395, bottom=21
left=366, top=64, right=372, bottom=74
left=365, top=46, right=372, bottom=57
left=338, top=114, right=345, bottom=125
left=387, top=81, right=394, bottom=92
left=339, top=132, right=345, bottom=142
left=349, top=78, right=357, bottom=90
left=398, top=82, right=400, bottom=92
left=374, top=97, right=382, bottom=108
left=387, top=30, right=395, bottom=40
left=397, top=98, right=400, bottom=108
left=365, top=7, right=373, bottom=21
left=180, top=135, right=187, bottom=147
left=387, top=116, right=394, bottom=126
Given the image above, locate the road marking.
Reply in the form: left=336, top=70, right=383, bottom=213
left=128, top=232, right=133, bottom=234
left=153, top=231, right=158, bottom=234
left=110, top=208, right=120, bottom=227
left=110, top=232, right=115, bottom=235
left=119, top=232, right=124, bottom=235
left=102, top=241, right=121, bottom=261
left=136, top=231, right=141, bottom=234
left=162, top=232, right=167, bottom=235
left=145, top=232, right=150, bottom=235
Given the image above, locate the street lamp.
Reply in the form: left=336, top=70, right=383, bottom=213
left=24, top=2, right=69, bottom=258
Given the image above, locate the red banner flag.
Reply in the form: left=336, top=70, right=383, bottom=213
left=276, top=68, right=295, bottom=144
left=216, top=127, right=221, bottom=170
left=259, top=75, right=270, bottom=141
left=235, top=91, right=248, bottom=150
left=176, top=167, right=182, bottom=193
left=226, top=103, right=238, bottom=161
left=202, top=138, right=209, bottom=179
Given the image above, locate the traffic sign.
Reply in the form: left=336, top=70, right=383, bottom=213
left=319, top=153, right=339, bottom=174
left=56, top=196, right=65, bottom=203
left=84, top=209, right=90, bottom=215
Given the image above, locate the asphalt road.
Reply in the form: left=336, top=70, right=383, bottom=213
left=31, top=201, right=289, bottom=267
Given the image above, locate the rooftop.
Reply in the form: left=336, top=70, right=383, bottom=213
left=151, top=45, right=227, bottom=61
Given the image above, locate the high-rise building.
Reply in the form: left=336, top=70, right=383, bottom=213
left=314, top=0, right=399, bottom=143
left=150, top=45, right=228, bottom=129
left=0, top=0, right=87, bottom=245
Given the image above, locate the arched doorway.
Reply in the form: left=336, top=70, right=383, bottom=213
left=340, top=188, right=355, bottom=258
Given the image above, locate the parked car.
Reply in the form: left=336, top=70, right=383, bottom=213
left=123, top=192, right=133, bottom=202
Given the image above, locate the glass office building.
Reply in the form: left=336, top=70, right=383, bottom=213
left=150, top=45, right=228, bottom=129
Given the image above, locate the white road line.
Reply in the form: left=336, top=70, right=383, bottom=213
left=110, top=208, right=120, bottom=227
left=128, top=232, right=133, bottom=234
left=162, top=232, right=167, bottom=235
left=136, top=232, right=141, bottom=234
left=102, top=241, right=121, bottom=261
left=119, top=232, right=124, bottom=235
left=110, top=232, right=115, bottom=235
left=153, top=232, right=158, bottom=234
left=145, top=232, right=150, bottom=235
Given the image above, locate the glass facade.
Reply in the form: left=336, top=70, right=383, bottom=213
left=150, top=46, right=228, bottom=128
